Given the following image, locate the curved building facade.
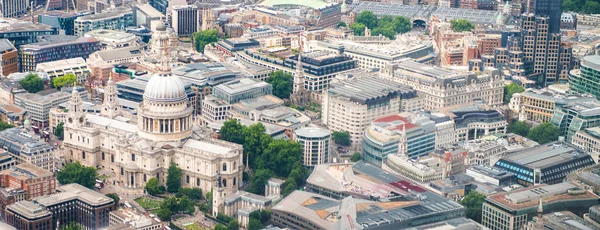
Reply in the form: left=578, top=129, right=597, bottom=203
left=294, top=126, right=331, bottom=167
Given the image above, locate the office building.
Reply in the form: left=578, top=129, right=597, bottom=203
left=74, top=7, right=134, bottom=36
left=274, top=162, right=465, bottom=229
left=464, top=134, right=538, bottom=166
left=0, top=39, right=18, bottom=77
left=1, top=0, right=27, bottom=18
left=5, top=184, right=115, bottom=230
left=525, top=211, right=597, bottom=230
left=322, top=75, right=419, bottom=150
left=149, top=0, right=168, bottom=14
left=550, top=99, right=600, bottom=142
left=449, top=107, right=507, bottom=142
left=362, top=114, right=436, bottom=165
left=19, top=35, right=101, bottom=72
left=382, top=60, right=504, bottom=110
left=494, top=142, right=595, bottom=186
left=133, top=4, right=162, bottom=29
left=0, top=19, right=58, bottom=48
left=201, top=78, right=273, bottom=124
left=0, top=150, right=16, bottom=171
left=513, top=89, right=597, bottom=124
left=0, top=163, right=56, bottom=200
left=224, top=24, right=244, bottom=38
left=466, top=165, right=516, bottom=187
left=226, top=95, right=311, bottom=130
left=84, top=29, right=138, bottom=48
left=294, top=126, right=331, bottom=167
left=570, top=56, right=600, bottom=99
left=385, top=154, right=445, bottom=183
left=215, top=38, right=260, bottom=57
left=14, top=90, right=72, bottom=126
left=38, top=11, right=90, bottom=35
left=36, top=57, right=90, bottom=79
left=529, top=0, right=562, bottom=34
left=481, top=182, right=599, bottom=230
left=171, top=5, right=200, bottom=38
left=0, top=128, right=56, bottom=172
left=4, top=201, right=53, bottom=230
left=572, top=127, right=600, bottom=163
left=107, top=208, right=162, bottom=230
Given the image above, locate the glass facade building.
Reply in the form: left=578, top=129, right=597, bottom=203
left=570, top=56, right=600, bottom=99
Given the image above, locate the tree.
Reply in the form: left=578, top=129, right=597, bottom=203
left=248, top=219, right=264, bottom=230
left=337, top=22, right=347, bottom=28
left=19, top=73, right=44, bottom=93
left=206, top=189, right=213, bottom=213
left=57, top=162, right=98, bottom=189
left=227, top=219, right=240, bottom=230
left=349, top=23, right=366, bottom=36
left=52, top=73, right=77, bottom=89
left=350, top=152, right=362, bottom=162
left=176, top=187, right=203, bottom=200
left=260, top=209, right=271, bottom=224
left=503, top=82, right=525, bottom=104
left=281, top=180, right=297, bottom=197
left=563, top=0, right=600, bottom=14
left=145, top=177, right=164, bottom=195
left=450, top=19, right=474, bottom=32
left=528, top=122, right=560, bottom=144
left=266, top=71, right=293, bottom=99
left=193, top=29, right=218, bottom=53
left=247, top=169, right=272, bottom=195
left=106, top=193, right=120, bottom=206
left=460, top=191, right=486, bottom=223
left=508, top=121, right=530, bottom=137
left=356, top=11, right=378, bottom=29
left=178, top=195, right=195, bottom=214
left=166, top=162, right=182, bottom=193
left=156, top=196, right=177, bottom=220
left=220, top=119, right=246, bottom=144
left=55, top=122, right=64, bottom=140
left=243, top=123, right=272, bottom=167
left=60, top=223, right=82, bottom=230
left=214, top=224, right=228, bottom=230
left=332, top=131, right=351, bottom=146
left=259, top=139, right=303, bottom=177
left=0, top=121, right=14, bottom=131
left=392, top=16, right=411, bottom=34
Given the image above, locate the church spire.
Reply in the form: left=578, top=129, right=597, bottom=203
left=101, top=71, right=120, bottom=118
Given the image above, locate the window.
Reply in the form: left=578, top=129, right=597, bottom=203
left=131, top=154, right=135, bottom=161
left=82, top=151, right=85, bottom=159
left=197, top=178, right=200, bottom=186
left=233, top=178, right=236, bottom=186
left=144, top=174, right=147, bottom=182
left=222, top=163, right=227, bottom=172
left=111, top=155, right=114, bottom=163
left=186, top=175, right=190, bottom=184
left=101, top=152, right=105, bottom=160
left=120, top=167, right=123, bottom=175
left=222, top=179, right=227, bottom=187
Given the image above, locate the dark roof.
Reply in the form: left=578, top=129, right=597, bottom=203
left=0, top=39, right=15, bottom=52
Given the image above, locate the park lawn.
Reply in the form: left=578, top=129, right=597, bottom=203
left=134, top=197, right=161, bottom=210
left=183, top=223, right=207, bottom=230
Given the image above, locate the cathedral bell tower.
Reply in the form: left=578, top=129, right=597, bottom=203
left=212, top=170, right=225, bottom=217
left=66, top=83, right=85, bottom=128
left=290, top=53, right=309, bottom=106
left=101, top=72, right=121, bottom=118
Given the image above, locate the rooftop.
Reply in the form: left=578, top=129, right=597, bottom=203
left=500, top=142, right=590, bottom=169
left=294, top=126, right=330, bottom=138
left=85, top=29, right=136, bottom=40
left=0, top=163, right=53, bottom=180
left=532, top=211, right=597, bottom=230
left=183, top=139, right=236, bottom=155
left=259, top=0, right=333, bottom=9
left=20, top=35, right=98, bottom=49
left=582, top=55, right=600, bottom=70
left=0, top=127, right=55, bottom=156
left=35, top=183, right=113, bottom=207
left=6, top=200, right=51, bottom=220
left=486, top=182, right=599, bottom=210
left=94, top=46, right=143, bottom=61
left=327, top=76, right=416, bottom=104
left=135, top=4, right=163, bottom=18
left=36, top=57, right=87, bottom=71
left=75, top=7, right=132, bottom=22
left=0, top=18, right=55, bottom=33
left=215, top=78, right=271, bottom=95
left=0, top=39, right=15, bottom=52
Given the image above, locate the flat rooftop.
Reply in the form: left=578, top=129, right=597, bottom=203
left=327, top=76, right=416, bottom=104
left=486, top=182, right=599, bottom=211
left=75, top=7, right=131, bottom=21
left=6, top=200, right=51, bottom=220
left=215, top=78, right=270, bottom=95
left=535, top=211, right=597, bottom=230
left=294, top=126, right=330, bottom=139
left=35, top=183, right=113, bottom=207
left=85, top=29, right=136, bottom=40
left=500, top=142, right=590, bottom=169
left=0, top=163, right=53, bottom=180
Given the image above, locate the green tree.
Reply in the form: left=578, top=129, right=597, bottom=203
left=193, top=29, right=218, bottom=53
left=350, top=152, right=362, bottom=162
left=372, top=25, right=396, bottom=40
left=178, top=195, right=195, bottom=214
left=220, top=119, right=246, bottom=144
left=356, top=10, right=378, bottom=29
left=392, top=16, right=412, bottom=34
left=19, top=73, right=44, bottom=93
left=260, top=209, right=271, bottom=224
left=206, top=189, right=213, bottom=213
left=503, top=82, right=525, bottom=104
left=281, top=180, right=297, bottom=197
left=349, top=22, right=366, bottom=36
left=55, top=122, right=64, bottom=140
left=508, top=121, right=530, bottom=137
left=248, top=219, right=264, bottom=230
left=461, top=191, right=486, bottom=223
left=243, top=123, right=272, bottom=167
left=156, top=196, right=177, bottom=220
left=266, top=70, right=293, bottom=99
left=176, top=187, right=203, bottom=200
left=450, top=19, right=475, bottom=32
left=214, top=224, right=227, bottom=230
left=227, top=219, right=240, bottom=230
left=527, top=122, right=560, bottom=144
left=0, top=121, right=14, bottom=131
left=582, top=1, right=600, bottom=14
left=60, top=223, right=82, bottom=230
left=332, top=131, right=351, bottom=146
left=166, top=162, right=182, bottom=193
left=106, top=193, right=120, bottom=206
left=337, top=22, right=347, bottom=28
left=248, top=169, right=272, bottom=195
left=259, top=139, right=302, bottom=177
left=57, top=162, right=98, bottom=189
left=145, top=177, right=164, bottom=195
left=52, top=73, right=77, bottom=89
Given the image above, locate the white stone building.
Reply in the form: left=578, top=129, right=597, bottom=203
left=294, top=126, right=331, bottom=167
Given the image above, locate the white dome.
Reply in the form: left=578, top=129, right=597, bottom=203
left=143, top=73, right=187, bottom=102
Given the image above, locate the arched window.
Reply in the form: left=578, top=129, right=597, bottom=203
left=222, top=163, right=227, bottom=172
left=222, top=179, right=227, bottom=187
left=186, top=175, right=190, bottom=184
left=233, top=178, right=236, bottom=186
left=233, top=161, right=236, bottom=170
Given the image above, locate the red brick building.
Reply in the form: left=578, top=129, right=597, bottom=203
left=0, top=163, right=57, bottom=200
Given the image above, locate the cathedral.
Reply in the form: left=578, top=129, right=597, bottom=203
left=62, top=21, right=242, bottom=196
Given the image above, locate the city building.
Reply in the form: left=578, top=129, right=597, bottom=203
left=149, top=0, right=168, bottom=14
left=550, top=99, right=600, bottom=142
left=5, top=183, right=115, bottom=230
left=481, top=182, right=599, bottom=230
left=201, top=78, right=272, bottom=124
left=171, top=5, right=200, bottom=38
left=215, top=38, right=261, bottom=58
left=294, top=126, right=330, bottom=167
left=63, top=39, right=243, bottom=196
left=384, top=154, right=444, bottom=183
left=572, top=127, right=600, bottom=163
left=570, top=56, right=600, bottom=100
left=0, top=163, right=56, bottom=201
left=529, top=0, right=561, bottom=34
left=463, top=134, right=538, bottom=166
left=224, top=24, right=244, bottom=38
left=74, top=7, right=134, bottom=36
left=0, top=150, right=16, bottom=171
left=116, top=74, right=197, bottom=107
left=382, top=60, right=504, bottom=110
left=494, top=141, right=595, bottom=186
left=226, top=95, right=311, bottom=130
left=19, top=35, right=101, bottom=72
left=274, top=162, right=465, bottom=229
left=466, top=165, right=516, bottom=187
left=4, top=201, right=53, bottom=230
left=38, top=11, right=91, bottom=35
left=0, top=39, right=18, bottom=77
left=587, top=205, right=600, bottom=229
left=0, top=19, right=58, bottom=48
left=35, top=57, right=90, bottom=79
left=322, top=75, right=419, bottom=150
left=362, top=114, right=436, bottom=165
left=445, top=106, right=507, bottom=142
left=14, top=90, right=72, bottom=126
left=84, top=29, right=138, bottom=48
left=133, top=4, right=162, bottom=29
left=0, top=127, right=56, bottom=172
left=1, top=0, right=27, bottom=18
left=525, top=211, right=597, bottom=230
left=107, top=208, right=162, bottom=230
left=512, top=89, right=597, bottom=124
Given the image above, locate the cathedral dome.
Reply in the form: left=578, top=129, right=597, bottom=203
left=156, top=22, right=167, bottom=31
left=143, top=73, right=187, bottom=102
